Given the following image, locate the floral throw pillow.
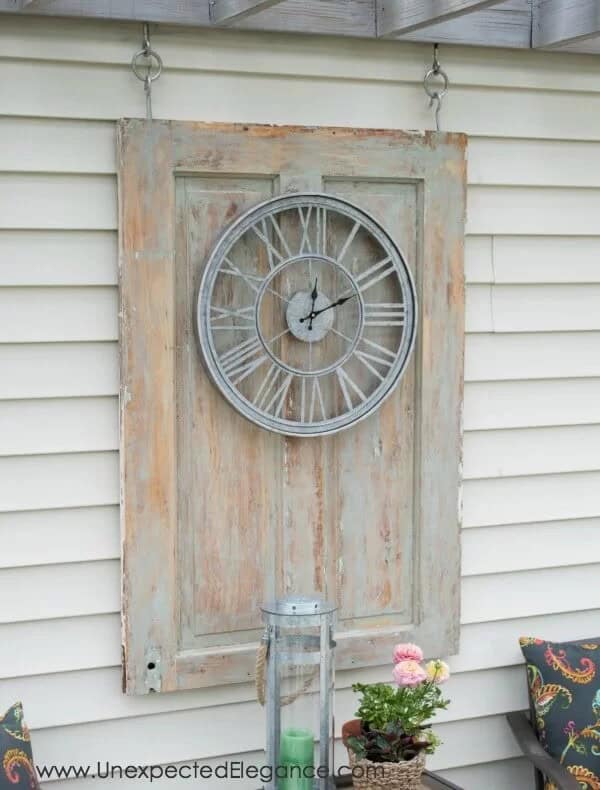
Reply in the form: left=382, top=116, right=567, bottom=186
left=519, top=637, right=600, bottom=790
left=0, top=702, right=39, bottom=789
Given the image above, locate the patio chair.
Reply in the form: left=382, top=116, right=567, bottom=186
left=507, top=636, right=600, bottom=790
left=507, top=711, right=580, bottom=790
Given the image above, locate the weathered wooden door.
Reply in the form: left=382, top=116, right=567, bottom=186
left=119, top=121, right=466, bottom=694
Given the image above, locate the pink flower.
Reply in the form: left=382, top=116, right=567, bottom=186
left=392, top=643, right=424, bottom=664
left=392, top=659, right=428, bottom=687
left=425, top=659, right=450, bottom=684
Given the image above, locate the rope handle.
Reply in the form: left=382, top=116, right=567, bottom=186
left=255, top=633, right=318, bottom=707
left=255, top=639, right=269, bottom=706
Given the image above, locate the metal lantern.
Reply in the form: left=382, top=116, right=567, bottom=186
left=259, top=596, right=337, bottom=790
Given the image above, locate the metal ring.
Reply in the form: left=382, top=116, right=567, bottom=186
left=423, top=66, right=448, bottom=100
left=131, top=48, right=163, bottom=83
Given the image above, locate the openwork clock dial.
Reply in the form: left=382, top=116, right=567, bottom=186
left=196, top=193, right=417, bottom=436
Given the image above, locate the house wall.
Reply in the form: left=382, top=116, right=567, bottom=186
left=1, top=15, right=600, bottom=789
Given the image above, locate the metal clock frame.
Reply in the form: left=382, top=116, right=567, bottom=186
left=196, top=192, right=418, bottom=438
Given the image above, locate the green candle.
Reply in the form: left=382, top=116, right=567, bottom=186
left=279, top=727, right=314, bottom=790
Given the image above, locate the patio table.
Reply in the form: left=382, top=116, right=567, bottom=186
left=334, top=768, right=464, bottom=789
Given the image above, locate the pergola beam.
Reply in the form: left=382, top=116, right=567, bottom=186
left=0, top=0, right=370, bottom=36
left=376, top=0, right=507, bottom=37
left=533, top=0, right=600, bottom=48
left=0, top=0, right=597, bottom=54
left=402, top=1, right=532, bottom=49
left=210, top=0, right=286, bottom=26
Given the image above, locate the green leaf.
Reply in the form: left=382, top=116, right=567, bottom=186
left=346, top=736, right=366, bottom=760
left=351, top=675, right=448, bottom=754
left=375, top=734, right=390, bottom=750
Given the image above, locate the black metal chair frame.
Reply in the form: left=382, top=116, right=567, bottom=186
left=507, top=711, right=580, bottom=790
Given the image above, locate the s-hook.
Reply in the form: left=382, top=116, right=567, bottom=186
left=423, top=43, right=449, bottom=131
left=131, top=23, right=163, bottom=120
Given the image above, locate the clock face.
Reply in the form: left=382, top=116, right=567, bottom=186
left=196, top=193, right=417, bottom=436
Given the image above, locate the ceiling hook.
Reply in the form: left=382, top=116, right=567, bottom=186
left=423, top=43, right=449, bottom=131
left=131, top=22, right=163, bottom=121
left=432, top=42, right=441, bottom=72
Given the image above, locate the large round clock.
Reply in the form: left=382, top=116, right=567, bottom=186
left=196, top=193, right=417, bottom=436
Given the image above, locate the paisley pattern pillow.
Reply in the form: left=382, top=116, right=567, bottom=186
left=0, top=702, right=39, bottom=789
left=519, top=637, right=600, bottom=790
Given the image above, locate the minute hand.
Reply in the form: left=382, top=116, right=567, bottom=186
left=300, top=293, right=356, bottom=323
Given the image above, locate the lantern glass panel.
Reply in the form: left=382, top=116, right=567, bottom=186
left=261, top=598, right=336, bottom=790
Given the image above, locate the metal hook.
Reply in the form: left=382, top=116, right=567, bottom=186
left=142, top=22, right=151, bottom=53
left=429, top=95, right=442, bottom=132
left=432, top=42, right=441, bottom=73
left=423, top=42, right=449, bottom=132
left=131, top=22, right=162, bottom=120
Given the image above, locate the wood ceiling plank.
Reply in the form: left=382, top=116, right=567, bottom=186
left=533, top=0, right=600, bottom=49
left=210, top=0, right=286, bottom=26
left=401, top=0, right=532, bottom=48
left=377, top=0, right=507, bottom=37
left=0, top=0, right=530, bottom=48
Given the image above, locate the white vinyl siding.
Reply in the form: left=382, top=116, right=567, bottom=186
left=1, top=14, right=600, bottom=790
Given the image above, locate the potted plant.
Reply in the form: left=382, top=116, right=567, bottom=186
left=342, top=644, right=450, bottom=789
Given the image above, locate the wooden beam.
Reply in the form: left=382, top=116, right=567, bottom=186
left=377, top=0, right=507, bottom=37
left=234, top=0, right=377, bottom=36
left=402, top=0, right=531, bottom=48
left=533, top=0, right=600, bottom=49
left=0, top=0, right=536, bottom=50
left=210, top=0, right=286, bottom=26
left=0, top=0, right=372, bottom=37
left=0, top=0, right=212, bottom=26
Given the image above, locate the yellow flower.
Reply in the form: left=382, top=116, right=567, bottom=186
left=425, top=659, right=450, bottom=684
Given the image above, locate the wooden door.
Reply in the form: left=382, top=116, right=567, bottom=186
left=118, top=121, right=466, bottom=694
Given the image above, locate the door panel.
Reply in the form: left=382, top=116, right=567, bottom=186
left=119, top=121, right=466, bottom=694
left=176, top=176, right=282, bottom=650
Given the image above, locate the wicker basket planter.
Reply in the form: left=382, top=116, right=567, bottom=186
left=342, top=719, right=426, bottom=790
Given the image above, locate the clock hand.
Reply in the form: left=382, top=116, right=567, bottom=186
left=310, top=277, right=318, bottom=302
left=312, top=293, right=356, bottom=317
left=308, top=277, right=318, bottom=331
left=300, top=293, right=357, bottom=324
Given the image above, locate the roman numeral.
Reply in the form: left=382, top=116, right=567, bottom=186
left=221, top=257, right=264, bottom=294
left=336, top=367, right=367, bottom=411
left=355, top=257, right=395, bottom=293
left=358, top=336, right=396, bottom=366
left=315, top=206, right=327, bottom=256
left=220, top=336, right=266, bottom=383
left=252, top=218, right=287, bottom=270
left=269, top=214, right=293, bottom=258
left=270, top=373, right=293, bottom=417
left=308, top=376, right=326, bottom=422
left=210, top=305, right=255, bottom=331
left=254, top=367, right=293, bottom=417
left=354, top=352, right=385, bottom=382
left=364, top=303, right=405, bottom=327
left=300, top=376, right=306, bottom=423
left=254, top=364, right=279, bottom=409
left=298, top=206, right=314, bottom=254
left=336, top=221, right=360, bottom=265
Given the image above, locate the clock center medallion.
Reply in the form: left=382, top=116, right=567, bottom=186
left=286, top=291, right=335, bottom=343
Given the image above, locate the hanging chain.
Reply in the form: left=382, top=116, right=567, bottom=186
left=131, top=23, right=163, bottom=120
left=423, top=43, right=449, bottom=131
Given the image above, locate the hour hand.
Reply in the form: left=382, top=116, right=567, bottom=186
left=310, top=277, right=318, bottom=302
left=308, top=277, right=318, bottom=329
